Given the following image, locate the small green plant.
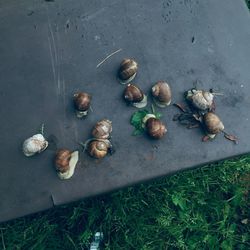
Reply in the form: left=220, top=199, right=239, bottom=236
left=130, top=105, right=162, bottom=136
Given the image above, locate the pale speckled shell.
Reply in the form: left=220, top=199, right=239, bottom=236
left=92, top=119, right=112, bottom=139
left=187, top=90, right=214, bottom=110
left=23, top=134, right=48, bottom=157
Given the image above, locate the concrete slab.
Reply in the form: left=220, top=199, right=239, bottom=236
left=0, top=0, right=250, bottom=222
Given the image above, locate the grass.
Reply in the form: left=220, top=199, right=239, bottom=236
left=247, top=0, right=250, bottom=9
left=1, top=1, right=250, bottom=250
left=1, top=156, right=250, bottom=250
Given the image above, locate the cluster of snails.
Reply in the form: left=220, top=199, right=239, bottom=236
left=53, top=91, right=92, bottom=179
left=119, top=59, right=172, bottom=109
left=174, top=88, right=237, bottom=142
left=54, top=119, right=113, bottom=179
left=22, top=120, right=113, bottom=180
left=118, top=59, right=172, bottom=140
left=22, top=89, right=113, bottom=179
left=21, top=127, right=79, bottom=180
left=21, top=56, right=238, bottom=182
left=186, top=89, right=225, bottom=139
left=86, top=119, right=113, bottom=159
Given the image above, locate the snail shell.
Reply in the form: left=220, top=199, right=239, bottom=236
left=186, top=89, right=214, bottom=111
left=87, top=139, right=110, bottom=159
left=145, top=118, right=167, bottom=139
left=55, top=149, right=79, bottom=179
left=203, top=112, right=224, bottom=138
left=92, top=119, right=112, bottom=139
left=124, top=84, right=147, bottom=108
left=73, top=92, right=91, bottom=118
left=23, top=134, right=48, bottom=157
left=118, top=59, right=138, bottom=84
left=151, top=81, right=172, bottom=107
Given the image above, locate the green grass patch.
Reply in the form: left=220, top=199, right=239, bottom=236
left=246, top=0, right=250, bottom=9
left=1, top=155, right=250, bottom=249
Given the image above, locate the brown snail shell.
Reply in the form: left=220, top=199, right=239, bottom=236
left=145, top=117, right=167, bottom=139
left=186, top=89, right=214, bottom=111
left=55, top=149, right=79, bottom=179
left=73, top=92, right=91, bottom=118
left=151, top=81, right=172, bottom=107
left=87, top=139, right=110, bottom=159
left=118, top=59, right=138, bottom=84
left=124, top=84, right=147, bottom=108
left=203, top=112, right=224, bottom=138
left=92, top=119, right=112, bottom=139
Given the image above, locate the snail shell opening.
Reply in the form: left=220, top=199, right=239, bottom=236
left=133, top=94, right=148, bottom=108
left=152, top=97, right=171, bottom=108
left=142, top=114, right=156, bottom=128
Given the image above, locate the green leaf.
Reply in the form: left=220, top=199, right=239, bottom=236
left=130, top=110, right=149, bottom=136
left=221, top=239, right=233, bottom=250
left=171, top=193, right=187, bottom=210
left=130, top=110, right=149, bottom=127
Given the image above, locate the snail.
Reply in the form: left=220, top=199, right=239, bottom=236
left=73, top=92, right=91, bottom=118
left=92, top=119, right=112, bottom=139
left=186, top=89, right=222, bottom=111
left=123, top=84, right=147, bottom=108
left=23, top=134, right=48, bottom=157
left=151, top=81, right=172, bottom=108
left=142, top=114, right=167, bottom=139
left=203, top=112, right=224, bottom=138
left=83, top=119, right=114, bottom=159
left=118, top=59, right=138, bottom=84
left=55, top=149, right=79, bottom=179
left=87, top=139, right=111, bottom=159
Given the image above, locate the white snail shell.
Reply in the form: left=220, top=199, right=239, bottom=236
left=186, top=89, right=214, bottom=111
left=23, top=134, right=48, bottom=157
